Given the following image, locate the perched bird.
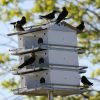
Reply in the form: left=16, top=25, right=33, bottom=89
left=10, top=16, right=26, bottom=26
left=39, top=10, right=57, bottom=21
left=55, top=7, right=68, bottom=24
left=81, top=76, right=93, bottom=86
left=18, top=53, right=35, bottom=69
left=15, top=21, right=24, bottom=31
left=76, top=21, right=85, bottom=32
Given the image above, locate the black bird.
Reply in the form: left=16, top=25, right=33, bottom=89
left=76, top=21, right=85, bottom=32
left=10, top=16, right=26, bottom=26
left=55, top=7, right=68, bottom=24
left=15, top=21, right=24, bottom=31
left=39, top=10, right=57, bottom=21
left=18, top=53, right=35, bottom=69
left=81, top=76, right=93, bottom=86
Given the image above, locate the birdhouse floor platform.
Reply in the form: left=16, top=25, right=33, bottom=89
left=11, top=47, right=85, bottom=56
left=13, top=84, right=85, bottom=96
left=12, top=65, right=87, bottom=75
left=7, top=27, right=47, bottom=36
left=11, top=47, right=46, bottom=55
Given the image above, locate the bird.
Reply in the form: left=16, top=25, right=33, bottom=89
left=76, top=21, right=85, bottom=32
left=10, top=16, right=26, bottom=31
left=55, top=7, right=68, bottom=24
left=18, top=53, right=35, bottom=69
left=39, top=10, right=57, bottom=21
left=81, top=76, right=93, bottom=86
left=15, top=21, right=24, bottom=31
left=10, top=16, right=26, bottom=26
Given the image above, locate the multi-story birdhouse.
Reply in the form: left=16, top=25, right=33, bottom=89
left=8, top=22, right=87, bottom=96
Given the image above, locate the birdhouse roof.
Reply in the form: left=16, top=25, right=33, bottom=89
left=7, top=21, right=77, bottom=36
left=49, top=21, right=77, bottom=32
left=60, top=21, right=77, bottom=31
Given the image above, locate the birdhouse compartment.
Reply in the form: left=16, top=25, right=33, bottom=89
left=19, top=53, right=35, bottom=69
left=18, top=48, right=79, bottom=70
left=18, top=24, right=78, bottom=51
left=20, top=68, right=80, bottom=90
left=18, top=29, right=48, bottom=49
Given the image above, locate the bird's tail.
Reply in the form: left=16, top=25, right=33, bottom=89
left=39, top=15, right=44, bottom=19
left=18, top=64, right=24, bottom=69
left=91, top=83, right=93, bottom=86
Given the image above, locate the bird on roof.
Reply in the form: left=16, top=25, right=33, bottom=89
left=81, top=76, right=93, bottom=86
left=15, top=21, right=24, bottom=31
left=10, top=16, right=26, bottom=26
left=10, top=16, right=26, bottom=31
left=18, top=53, right=35, bottom=69
left=55, top=7, right=68, bottom=24
left=76, top=21, right=85, bottom=32
left=39, top=10, right=57, bottom=21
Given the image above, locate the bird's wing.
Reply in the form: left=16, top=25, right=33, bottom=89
left=15, top=25, right=24, bottom=31
left=56, top=12, right=64, bottom=24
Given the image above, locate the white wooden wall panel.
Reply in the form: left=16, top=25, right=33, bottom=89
left=48, top=49, right=79, bottom=65
left=48, top=30, right=77, bottom=46
left=50, top=69, right=80, bottom=85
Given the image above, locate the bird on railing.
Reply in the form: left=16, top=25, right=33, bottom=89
left=39, top=10, right=57, bottom=21
left=10, top=16, right=26, bottom=31
left=55, top=7, right=68, bottom=24
left=76, top=21, right=85, bottom=33
left=18, top=53, right=35, bottom=69
left=81, top=76, right=93, bottom=87
left=10, top=16, right=26, bottom=26
left=15, top=21, right=25, bottom=31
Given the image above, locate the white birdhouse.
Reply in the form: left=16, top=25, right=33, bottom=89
left=8, top=22, right=87, bottom=96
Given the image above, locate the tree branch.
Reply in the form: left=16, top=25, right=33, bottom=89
left=0, top=33, right=17, bottom=44
left=84, top=21, right=100, bottom=32
left=86, top=8, right=100, bottom=19
left=0, top=43, right=16, bottom=48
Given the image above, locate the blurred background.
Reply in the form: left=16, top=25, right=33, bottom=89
left=0, top=0, right=100, bottom=100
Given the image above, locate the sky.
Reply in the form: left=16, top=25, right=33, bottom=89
left=0, top=0, right=100, bottom=100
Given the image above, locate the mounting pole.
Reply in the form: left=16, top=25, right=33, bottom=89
left=48, top=91, right=53, bottom=100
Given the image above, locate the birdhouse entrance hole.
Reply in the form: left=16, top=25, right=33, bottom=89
left=38, top=38, right=43, bottom=44
left=40, top=77, right=45, bottom=84
left=39, top=57, right=44, bottom=64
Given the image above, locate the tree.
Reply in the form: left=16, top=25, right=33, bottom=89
left=0, top=0, right=100, bottom=100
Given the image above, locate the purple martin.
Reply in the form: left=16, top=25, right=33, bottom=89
left=39, top=10, right=57, bottom=21
left=10, top=16, right=26, bottom=26
left=18, top=53, right=35, bottom=69
left=55, top=7, right=68, bottom=24
left=10, top=16, right=26, bottom=30
left=81, top=76, right=93, bottom=86
left=76, top=21, right=85, bottom=32
left=15, top=21, right=24, bottom=31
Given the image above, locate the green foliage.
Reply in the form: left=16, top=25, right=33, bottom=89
left=1, top=78, right=17, bottom=91
left=0, top=53, right=10, bottom=64
left=0, top=0, right=13, bottom=6
left=91, top=68, right=100, bottom=77
left=32, top=0, right=56, bottom=13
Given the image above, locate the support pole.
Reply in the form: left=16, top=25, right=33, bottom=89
left=48, top=91, right=53, bottom=100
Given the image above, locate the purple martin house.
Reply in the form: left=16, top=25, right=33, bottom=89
left=8, top=22, right=87, bottom=96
